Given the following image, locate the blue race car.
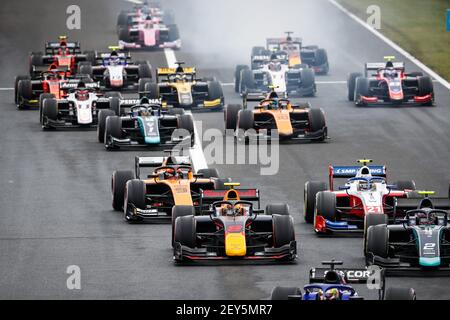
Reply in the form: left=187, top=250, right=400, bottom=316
left=270, top=260, right=416, bottom=300
left=97, top=97, right=195, bottom=150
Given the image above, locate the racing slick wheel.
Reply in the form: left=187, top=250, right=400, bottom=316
left=304, top=181, right=328, bottom=223
left=224, top=104, right=242, bottom=132
left=143, top=82, right=160, bottom=100
left=417, top=76, right=434, bottom=106
left=347, top=72, right=363, bottom=101
left=111, top=170, right=135, bottom=211
left=29, top=52, right=43, bottom=75
left=365, top=224, right=389, bottom=259
left=14, top=75, right=30, bottom=104
left=272, top=214, right=295, bottom=248
left=17, top=79, right=33, bottom=109
left=177, top=114, right=195, bottom=147
left=299, top=68, right=316, bottom=96
left=354, top=77, right=370, bottom=106
left=239, top=67, right=256, bottom=93
left=171, top=206, right=196, bottom=247
left=270, top=287, right=302, bottom=300
left=266, top=204, right=290, bottom=216
left=104, top=116, right=122, bottom=149
left=207, top=80, right=224, bottom=107
left=41, top=98, right=58, bottom=128
left=384, top=287, right=416, bottom=300
left=123, top=179, right=146, bottom=222
left=308, top=108, right=327, bottom=141
left=395, top=180, right=416, bottom=191
left=234, top=65, right=247, bottom=92
left=118, top=27, right=132, bottom=42
left=39, top=93, right=55, bottom=123
left=315, top=191, right=337, bottom=227
left=97, top=110, right=116, bottom=143
left=363, top=214, right=388, bottom=254
left=197, top=168, right=220, bottom=178
left=174, top=215, right=197, bottom=249
left=138, top=62, right=152, bottom=79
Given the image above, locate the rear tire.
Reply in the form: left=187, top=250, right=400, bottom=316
left=304, top=181, right=328, bottom=223
left=234, top=65, right=247, bottom=92
left=177, top=114, right=195, bottom=147
left=239, top=68, right=255, bottom=93
left=17, top=79, right=33, bottom=108
left=138, top=78, right=152, bottom=97
left=197, top=168, right=220, bottom=178
left=300, top=68, right=316, bottom=93
left=118, top=27, right=131, bottom=42
left=14, top=75, right=30, bottom=104
left=143, top=82, right=160, bottom=99
left=167, top=24, right=180, bottom=42
left=395, top=180, right=416, bottom=191
left=138, top=62, right=152, bottom=79
left=111, top=170, right=134, bottom=211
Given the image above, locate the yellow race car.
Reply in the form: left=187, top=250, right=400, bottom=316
left=139, top=62, right=224, bottom=111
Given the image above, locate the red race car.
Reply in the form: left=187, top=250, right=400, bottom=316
left=303, top=159, right=417, bottom=235
left=347, top=56, right=434, bottom=106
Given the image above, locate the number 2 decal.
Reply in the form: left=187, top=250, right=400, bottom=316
left=366, top=206, right=382, bottom=213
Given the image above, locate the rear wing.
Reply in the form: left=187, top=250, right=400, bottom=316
left=365, top=62, right=405, bottom=76
left=59, top=81, right=101, bottom=90
left=134, top=156, right=192, bottom=178
left=157, top=67, right=196, bottom=76
left=329, top=165, right=386, bottom=190
left=45, top=41, right=81, bottom=54
left=394, top=197, right=450, bottom=212
left=200, top=188, right=260, bottom=209
left=266, top=37, right=302, bottom=45
left=309, top=266, right=385, bottom=287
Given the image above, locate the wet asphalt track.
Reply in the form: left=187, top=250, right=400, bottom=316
left=0, top=0, right=450, bottom=299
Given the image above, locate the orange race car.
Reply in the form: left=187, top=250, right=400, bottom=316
left=111, top=154, right=229, bottom=223
left=172, top=182, right=297, bottom=263
left=224, top=88, right=327, bottom=142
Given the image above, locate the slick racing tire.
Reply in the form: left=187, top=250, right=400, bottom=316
left=168, top=108, right=185, bottom=115
left=108, top=97, right=121, bottom=116
left=17, top=79, right=33, bottom=108
left=417, top=76, right=434, bottom=106
left=315, top=48, right=329, bottom=74
left=174, top=215, right=197, bottom=248
left=363, top=214, right=388, bottom=254
left=207, top=80, right=224, bottom=101
left=124, top=179, right=146, bottom=222
left=347, top=72, right=362, bottom=101
left=111, top=170, right=135, bottom=211
left=308, top=108, right=326, bottom=140
left=117, top=11, right=128, bottom=28
left=234, top=65, right=247, bottom=92
left=39, top=93, right=55, bottom=123
left=118, top=27, right=131, bottom=42
left=384, top=288, right=416, bottom=300
left=138, top=62, right=152, bottom=79
left=138, top=78, right=152, bottom=97
left=29, top=52, right=43, bottom=74
left=177, top=114, right=195, bottom=147
left=272, top=215, right=295, bottom=248
left=197, top=168, right=220, bottom=179
left=14, top=75, right=30, bottom=104
left=266, top=203, right=290, bottom=216
left=144, top=82, right=160, bottom=100
left=300, top=68, right=316, bottom=96
left=237, top=110, right=254, bottom=131
left=42, top=98, right=58, bottom=124
left=104, top=92, right=123, bottom=100
left=354, top=77, right=370, bottom=106
left=224, top=104, right=242, bottom=131
left=79, top=63, right=93, bottom=78
left=214, top=178, right=232, bottom=190
left=239, top=68, right=255, bottom=93
left=366, top=224, right=389, bottom=258
left=97, top=110, right=116, bottom=143
left=315, top=191, right=336, bottom=222
left=304, top=181, right=328, bottom=223
left=270, top=287, right=302, bottom=300
left=395, top=180, right=416, bottom=191
left=251, top=46, right=265, bottom=57
left=83, top=51, right=96, bottom=65
left=105, top=116, right=122, bottom=146
left=171, top=205, right=195, bottom=247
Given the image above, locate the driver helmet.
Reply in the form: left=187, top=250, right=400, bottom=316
left=109, top=53, right=121, bottom=66
left=58, top=42, right=69, bottom=55
left=325, top=288, right=341, bottom=300
left=75, top=89, right=90, bottom=101
left=268, top=61, right=282, bottom=72
left=416, top=210, right=437, bottom=225
left=174, top=74, right=186, bottom=82
left=219, top=203, right=233, bottom=216
left=384, top=67, right=397, bottom=78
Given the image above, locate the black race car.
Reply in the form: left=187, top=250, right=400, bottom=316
left=365, top=191, right=450, bottom=274
left=98, top=97, right=195, bottom=149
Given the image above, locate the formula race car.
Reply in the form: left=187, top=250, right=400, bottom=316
left=111, top=154, right=229, bottom=223
left=172, top=182, right=297, bottom=262
left=250, top=32, right=329, bottom=74
left=77, top=47, right=152, bottom=91
left=29, top=36, right=95, bottom=77
left=15, top=65, right=91, bottom=109
left=224, top=89, right=327, bottom=142
left=365, top=191, right=450, bottom=273
left=139, top=62, right=224, bottom=110
left=235, top=52, right=316, bottom=97
left=40, top=81, right=120, bottom=129
left=271, top=260, right=416, bottom=300
left=117, top=2, right=180, bottom=50
left=347, top=56, right=434, bottom=106
left=98, top=97, right=196, bottom=149
left=303, top=159, right=416, bottom=235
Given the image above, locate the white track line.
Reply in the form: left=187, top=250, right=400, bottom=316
left=163, top=48, right=208, bottom=170
left=0, top=88, right=13, bottom=90
left=328, top=0, right=450, bottom=90
left=125, top=0, right=143, bottom=4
